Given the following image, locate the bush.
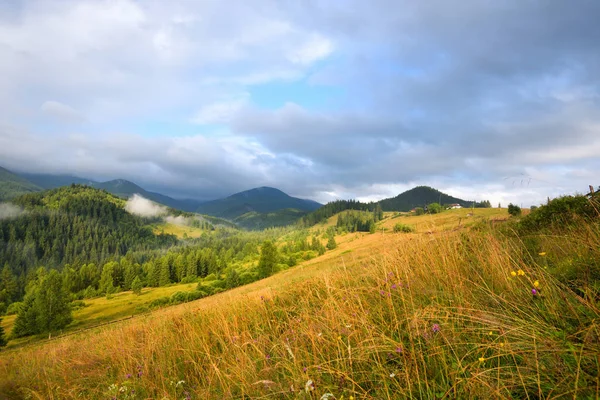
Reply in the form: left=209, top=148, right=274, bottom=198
left=428, top=203, right=443, bottom=214
left=508, top=203, right=522, bottom=216
left=414, top=207, right=425, bottom=216
left=393, top=223, right=415, bottom=233
left=519, top=195, right=597, bottom=232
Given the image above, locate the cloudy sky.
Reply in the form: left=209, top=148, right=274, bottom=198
left=1, top=0, right=599, bottom=205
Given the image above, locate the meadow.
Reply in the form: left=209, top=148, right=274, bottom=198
left=1, top=206, right=599, bottom=399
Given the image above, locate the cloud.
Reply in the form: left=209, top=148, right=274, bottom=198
left=41, top=101, right=85, bottom=123
left=125, top=194, right=167, bottom=218
left=0, top=0, right=599, bottom=208
left=0, top=203, right=24, bottom=220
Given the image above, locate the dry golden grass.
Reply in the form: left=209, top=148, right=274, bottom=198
left=1, top=210, right=599, bottom=399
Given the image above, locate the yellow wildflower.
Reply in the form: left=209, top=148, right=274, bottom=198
left=517, top=269, right=525, bottom=276
left=538, top=252, right=546, bottom=256
left=488, top=331, right=493, bottom=336
left=533, top=280, right=540, bottom=288
left=478, top=357, right=485, bottom=363
left=499, top=343, right=505, bottom=348
left=510, top=271, right=517, bottom=277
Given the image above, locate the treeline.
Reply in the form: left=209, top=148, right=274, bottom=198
left=299, top=200, right=377, bottom=226
left=336, top=209, right=383, bottom=233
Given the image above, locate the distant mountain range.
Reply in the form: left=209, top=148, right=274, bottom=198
left=19, top=173, right=203, bottom=212
left=1, top=168, right=323, bottom=228
left=196, top=186, right=321, bottom=219
left=0, top=167, right=42, bottom=201
left=1, top=166, right=488, bottom=229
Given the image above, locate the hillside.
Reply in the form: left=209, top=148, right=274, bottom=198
left=378, top=185, right=476, bottom=211
left=1, top=195, right=599, bottom=398
left=233, top=208, right=309, bottom=230
left=0, top=167, right=42, bottom=201
left=196, top=186, right=321, bottom=219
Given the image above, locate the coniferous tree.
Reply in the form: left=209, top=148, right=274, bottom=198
left=131, top=276, right=143, bottom=295
left=326, top=235, right=337, bottom=250
left=258, top=241, right=277, bottom=279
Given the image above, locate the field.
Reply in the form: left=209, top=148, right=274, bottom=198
left=1, top=207, right=599, bottom=399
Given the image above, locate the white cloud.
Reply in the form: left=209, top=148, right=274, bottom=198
left=191, top=93, right=250, bottom=125
left=287, top=34, right=334, bottom=65
left=41, top=100, right=85, bottom=123
left=125, top=194, right=167, bottom=217
left=0, top=203, right=24, bottom=220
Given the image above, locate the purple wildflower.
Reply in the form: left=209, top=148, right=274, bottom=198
left=531, top=288, right=538, bottom=295
left=303, top=367, right=307, bottom=373
left=391, top=284, right=398, bottom=290
left=266, top=354, right=271, bottom=360
left=380, top=290, right=386, bottom=296
left=126, top=373, right=132, bottom=379
left=432, top=324, right=441, bottom=333
left=395, top=346, right=403, bottom=353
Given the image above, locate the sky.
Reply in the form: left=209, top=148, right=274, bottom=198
left=0, top=0, right=599, bottom=206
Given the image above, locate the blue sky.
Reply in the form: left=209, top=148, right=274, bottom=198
left=0, top=0, right=599, bottom=205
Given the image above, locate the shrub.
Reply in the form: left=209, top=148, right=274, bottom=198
left=508, top=203, right=522, bottom=216
left=393, top=223, right=415, bottom=233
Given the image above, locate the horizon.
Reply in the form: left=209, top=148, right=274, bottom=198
left=1, top=1, right=598, bottom=207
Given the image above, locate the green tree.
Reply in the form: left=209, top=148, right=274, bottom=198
left=508, top=203, right=522, bottom=216
left=34, top=270, right=73, bottom=334
left=326, top=235, right=337, bottom=250
left=131, top=276, right=143, bottom=295
left=258, top=241, right=277, bottom=279
left=225, top=268, right=241, bottom=289
left=427, top=203, right=443, bottom=214
left=0, top=263, right=18, bottom=304
left=12, top=270, right=72, bottom=338
left=99, top=262, right=117, bottom=295
left=414, top=207, right=425, bottom=216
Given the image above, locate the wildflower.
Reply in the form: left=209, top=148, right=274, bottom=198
left=126, top=373, right=132, bottom=379
left=389, top=372, right=396, bottom=378
left=176, top=380, right=185, bottom=387
left=305, top=379, right=315, bottom=392
left=499, top=343, right=505, bottom=348
left=531, top=288, right=538, bottom=295
left=303, top=367, right=307, bottom=373
left=533, top=280, right=540, bottom=288
left=538, top=252, right=546, bottom=256
left=478, top=357, right=485, bottom=363
left=266, top=354, right=271, bottom=360
left=510, top=271, right=517, bottom=277
left=488, top=331, right=493, bottom=336
left=380, top=290, right=386, bottom=296
left=517, top=269, right=525, bottom=276
left=391, top=284, right=398, bottom=290
left=395, top=346, right=403, bottom=353
left=432, top=323, right=441, bottom=333
left=337, top=336, right=342, bottom=340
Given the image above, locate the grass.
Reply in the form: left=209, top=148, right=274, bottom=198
left=1, top=208, right=599, bottom=399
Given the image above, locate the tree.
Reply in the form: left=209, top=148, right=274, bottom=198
left=326, top=235, right=337, bottom=250
left=258, top=241, right=277, bottom=279
left=131, top=276, right=143, bottom=295
left=498, top=202, right=501, bottom=208
left=428, top=203, right=443, bottom=214
left=414, top=207, right=425, bottom=216
left=99, top=262, right=117, bottom=295
left=12, top=270, right=72, bottom=338
left=508, top=203, right=522, bottom=216
left=225, top=268, right=241, bottom=289
left=0, top=263, right=18, bottom=304
left=0, top=317, right=7, bottom=348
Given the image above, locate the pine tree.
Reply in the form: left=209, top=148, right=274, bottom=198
left=225, top=268, right=241, bottom=289
left=326, top=235, right=337, bottom=250
left=258, top=241, right=277, bottom=279
left=131, top=276, right=143, bottom=296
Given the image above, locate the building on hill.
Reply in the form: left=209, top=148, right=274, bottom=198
left=448, top=204, right=462, bottom=209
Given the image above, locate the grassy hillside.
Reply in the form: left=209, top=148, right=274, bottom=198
left=0, top=167, right=41, bottom=201
left=234, top=208, right=309, bottom=230
left=1, top=199, right=599, bottom=398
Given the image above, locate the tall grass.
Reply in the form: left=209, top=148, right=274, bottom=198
left=1, top=220, right=599, bottom=399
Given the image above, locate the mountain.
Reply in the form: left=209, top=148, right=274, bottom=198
left=0, top=166, right=42, bottom=201
left=196, top=186, right=322, bottom=220
left=16, top=173, right=203, bottom=212
left=234, top=208, right=310, bottom=230
left=19, top=172, right=98, bottom=189
left=378, top=186, right=473, bottom=211
left=92, top=179, right=203, bottom=212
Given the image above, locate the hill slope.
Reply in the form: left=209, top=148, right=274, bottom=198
left=0, top=166, right=42, bottom=201
left=196, top=186, right=321, bottom=219
left=378, top=185, right=473, bottom=211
